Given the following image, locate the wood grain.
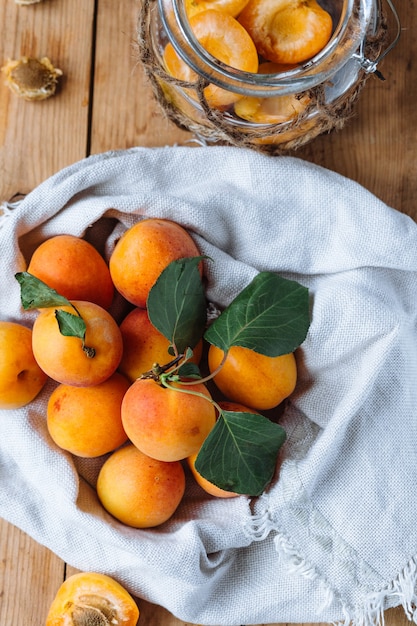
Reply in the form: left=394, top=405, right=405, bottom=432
left=0, top=0, right=415, bottom=623
left=0, top=0, right=95, bottom=200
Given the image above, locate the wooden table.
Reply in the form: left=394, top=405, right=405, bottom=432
left=0, top=0, right=415, bottom=624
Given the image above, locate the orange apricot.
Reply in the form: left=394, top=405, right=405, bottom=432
left=234, top=61, right=310, bottom=123
left=118, top=307, right=202, bottom=382
left=45, top=571, right=139, bottom=626
left=234, top=90, right=310, bottom=124
left=185, top=0, right=250, bottom=18
left=32, top=301, right=123, bottom=386
left=188, top=451, right=239, bottom=498
left=109, top=218, right=201, bottom=308
left=27, top=234, right=114, bottom=310
left=47, top=372, right=130, bottom=457
left=163, top=9, right=259, bottom=109
left=121, top=378, right=216, bottom=462
left=96, top=443, right=185, bottom=528
left=238, top=0, right=333, bottom=65
left=208, top=344, right=297, bottom=410
left=0, top=321, right=48, bottom=409
left=188, top=400, right=258, bottom=497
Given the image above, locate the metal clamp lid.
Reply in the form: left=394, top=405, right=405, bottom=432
left=354, top=0, right=401, bottom=80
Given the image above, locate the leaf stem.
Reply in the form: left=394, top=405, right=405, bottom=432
left=160, top=376, right=224, bottom=417
left=139, top=354, right=185, bottom=380
left=69, top=304, right=96, bottom=358
left=177, top=347, right=228, bottom=387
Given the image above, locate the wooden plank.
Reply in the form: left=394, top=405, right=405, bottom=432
left=0, top=518, right=65, bottom=624
left=0, top=0, right=416, bottom=624
left=0, top=0, right=95, bottom=200
left=90, top=0, right=191, bottom=154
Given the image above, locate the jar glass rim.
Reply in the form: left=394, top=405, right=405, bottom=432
left=159, top=0, right=374, bottom=96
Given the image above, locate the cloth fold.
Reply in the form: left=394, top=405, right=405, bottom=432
left=1, top=145, right=417, bottom=625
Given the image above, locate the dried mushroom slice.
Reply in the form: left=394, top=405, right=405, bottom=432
left=45, top=572, right=140, bottom=626
left=1, top=56, right=62, bottom=101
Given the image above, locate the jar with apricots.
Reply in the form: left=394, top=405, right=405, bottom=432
left=138, top=0, right=400, bottom=152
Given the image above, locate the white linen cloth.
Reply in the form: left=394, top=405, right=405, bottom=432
left=1, top=145, right=417, bottom=626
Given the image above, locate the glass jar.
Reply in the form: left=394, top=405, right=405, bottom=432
left=138, top=0, right=400, bottom=152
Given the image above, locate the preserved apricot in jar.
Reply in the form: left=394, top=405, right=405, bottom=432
left=45, top=571, right=139, bottom=625
left=163, top=9, right=259, bottom=108
left=185, top=0, right=250, bottom=18
left=238, top=0, right=333, bottom=64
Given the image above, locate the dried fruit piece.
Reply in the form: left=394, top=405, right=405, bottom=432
left=1, top=56, right=62, bottom=101
left=45, top=572, right=140, bottom=626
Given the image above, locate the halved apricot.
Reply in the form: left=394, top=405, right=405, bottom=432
left=238, top=0, right=333, bottom=64
left=45, top=571, right=139, bottom=626
left=163, top=9, right=259, bottom=108
left=234, top=61, right=310, bottom=123
left=185, top=0, right=250, bottom=18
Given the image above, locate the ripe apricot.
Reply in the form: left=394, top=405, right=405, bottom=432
left=45, top=571, right=139, bottom=626
left=234, top=62, right=310, bottom=123
left=188, top=401, right=258, bottom=497
left=121, top=378, right=216, bottom=462
left=96, top=444, right=185, bottom=528
left=119, top=307, right=202, bottom=382
left=208, top=344, right=297, bottom=410
left=235, top=91, right=310, bottom=124
left=47, top=372, right=130, bottom=457
left=188, top=451, right=239, bottom=498
left=0, top=321, right=48, bottom=409
left=32, top=301, right=123, bottom=386
left=109, top=218, right=201, bottom=308
left=27, top=234, right=114, bottom=310
left=185, top=0, right=250, bottom=18
left=163, top=9, right=259, bottom=109
left=238, top=0, right=333, bottom=64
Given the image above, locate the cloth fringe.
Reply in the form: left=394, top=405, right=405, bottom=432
left=0, top=198, right=23, bottom=224
left=244, top=508, right=417, bottom=626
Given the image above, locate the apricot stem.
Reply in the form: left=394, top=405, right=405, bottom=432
left=65, top=303, right=96, bottom=359
left=139, top=355, right=185, bottom=380
left=82, top=344, right=96, bottom=358
left=161, top=376, right=224, bottom=416
left=179, top=347, right=229, bottom=386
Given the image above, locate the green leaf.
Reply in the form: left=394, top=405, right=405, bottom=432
left=177, top=362, right=202, bottom=379
left=55, top=310, right=87, bottom=341
left=15, top=272, right=71, bottom=310
left=204, top=272, right=310, bottom=356
left=147, top=257, right=207, bottom=354
left=195, top=410, right=286, bottom=496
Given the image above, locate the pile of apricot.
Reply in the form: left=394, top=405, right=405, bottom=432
left=3, top=217, right=298, bottom=531
left=163, top=0, right=333, bottom=122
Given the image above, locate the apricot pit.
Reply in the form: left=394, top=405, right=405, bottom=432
left=45, top=571, right=139, bottom=626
